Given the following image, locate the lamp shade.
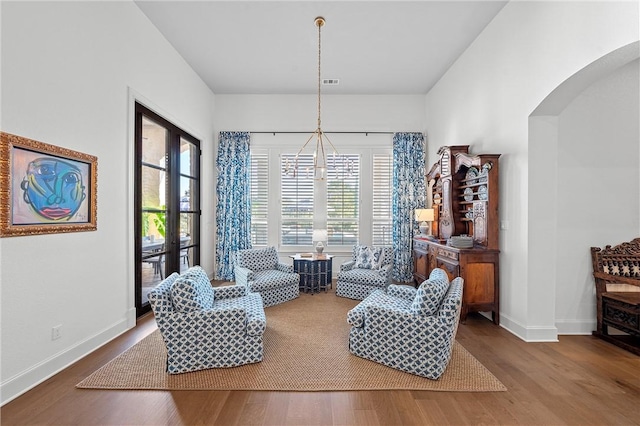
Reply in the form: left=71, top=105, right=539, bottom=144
left=312, top=229, right=328, bottom=242
left=415, top=208, right=434, bottom=222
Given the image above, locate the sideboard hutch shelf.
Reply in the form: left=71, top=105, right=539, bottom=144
left=413, top=145, right=501, bottom=324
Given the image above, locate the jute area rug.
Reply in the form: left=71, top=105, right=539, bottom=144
left=77, top=289, right=505, bottom=392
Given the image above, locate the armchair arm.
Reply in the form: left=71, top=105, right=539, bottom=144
left=387, top=284, right=417, bottom=301
left=276, top=262, right=294, bottom=273
left=340, top=260, right=355, bottom=272
left=234, top=265, right=254, bottom=286
left=213, top=284, right=249, bottom=300
left=378, top=264, right=392, bottom=280
left=347, top=302, right=367, bottom=327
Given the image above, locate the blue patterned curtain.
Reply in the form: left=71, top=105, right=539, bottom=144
left=392, top=132, right=426, bottom=283
left=215, top=131, right=251, bottom=280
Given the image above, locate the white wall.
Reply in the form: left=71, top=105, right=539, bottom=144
left=214, top=94, right=425, bottom=133
left=0, top=1, right=215, bottom=404
left=424, top=1, right=639, bottom=340
left=554, top=59, right=639, bottom=333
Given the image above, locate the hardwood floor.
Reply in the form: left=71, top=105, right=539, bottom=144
left=2, top=308, right=639, bottom=425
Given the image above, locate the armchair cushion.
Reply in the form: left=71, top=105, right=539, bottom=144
left=252, top=269, right=298, bottom=291
left=411, top=277, right=449, bottom=316
left=387, top=284, right=418, bottom=301
left=354, top=245, right=384, bottom=270
left=213, top=283, right=249, bottom=300
left=182, top=265, right=213, bottom=287
left=170, top=276, right=214, bottom=313
left=347, top=288, right=412, bottom=328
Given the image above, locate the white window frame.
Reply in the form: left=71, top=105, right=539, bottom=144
left=249, top=133, right=392, bottom=256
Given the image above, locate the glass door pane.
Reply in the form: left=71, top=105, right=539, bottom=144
left=178, top=137, right=199, bottom=273
left=140, top=116, right=168, bottom=306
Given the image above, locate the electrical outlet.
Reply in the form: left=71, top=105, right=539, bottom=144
left=52, top=325, right=62, bottom=341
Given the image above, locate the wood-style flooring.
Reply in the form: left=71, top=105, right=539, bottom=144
left=2, top=301, right=639, bottom=425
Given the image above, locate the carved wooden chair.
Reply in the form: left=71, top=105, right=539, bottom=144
left=591, top=238, right=640, bottom=354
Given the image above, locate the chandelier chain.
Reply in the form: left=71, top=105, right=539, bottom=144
left=317, top=19, right=322, bottom=129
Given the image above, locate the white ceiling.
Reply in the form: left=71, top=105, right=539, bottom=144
left=135, top=1, right=507, bottom=95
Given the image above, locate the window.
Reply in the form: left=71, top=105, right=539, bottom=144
left=327, top=154, right=359, bottom=245
left=250, top=152, right=268, bottom=246
left=372, top=153, right=392, bottom=246
left=249, top=132, right=392, bottom=250
left=280, top=154, right=314, bottom=245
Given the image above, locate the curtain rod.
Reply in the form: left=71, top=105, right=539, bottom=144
left=249, top=131, right=395, bottom=135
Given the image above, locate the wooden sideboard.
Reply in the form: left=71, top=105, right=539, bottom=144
left=413, top=238, right=500, bottom=324
left=414, top=145, right=501, bottom=324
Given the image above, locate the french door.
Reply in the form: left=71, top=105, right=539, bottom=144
left=134, top=102, right=201, bottom=317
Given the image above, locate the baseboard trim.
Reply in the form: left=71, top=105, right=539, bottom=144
left=499, top=313, right=559, bottom=342
left=555, top=319, right=596, bottom=335
left=1, top=318, right=131, bottom=406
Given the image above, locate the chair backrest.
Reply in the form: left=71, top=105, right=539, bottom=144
left=148, top=272, right=181, bottom=316
left=591, top=238, right=640, bottom=278
left=236, top=246, right=279, bottom=272
left=591, top=238, right=640, bottom=293
left=351, top=245, right=393, bottom=267
left=437, top=277, right=464, bottom=327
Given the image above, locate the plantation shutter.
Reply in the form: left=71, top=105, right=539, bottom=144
left=280, top=154, right=314, bottom=245
left=327, top=154, right=360, bottom=246
left=250, top=152, right=269, bottom=246
left=372, top=153, right=392, bottom=246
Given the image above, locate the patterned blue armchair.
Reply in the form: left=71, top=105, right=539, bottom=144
left=148, top=266, right=266, bottom=374
left=347, top=268, right=464, bottom=379
left=336, top=245, right=393, bottom=300
left=234, top=246, right=300, bottom=307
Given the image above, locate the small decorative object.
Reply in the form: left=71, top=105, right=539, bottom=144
left=448, top=235, right=474, bottom=249
left=478, top=185, right=488, bottom=200
left=1, top=132, right=98, bottom=237
left=414, top=208, right=434, bottom=237
left=463, top=187, right=474, bottom=202
left=312, top=229, right=328, bottom=254
left=465, top=166, right=479, bottom=184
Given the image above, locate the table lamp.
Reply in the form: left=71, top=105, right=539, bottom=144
left=414, top=208, right=434, bottom=237
left=312, top=229, right=328, bottom=254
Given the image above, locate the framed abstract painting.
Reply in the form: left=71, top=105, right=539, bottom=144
left=0, top=132, right=97, bottom=237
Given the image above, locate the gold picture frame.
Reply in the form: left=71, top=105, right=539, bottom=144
left=0, top=132, right=97, bottom=237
